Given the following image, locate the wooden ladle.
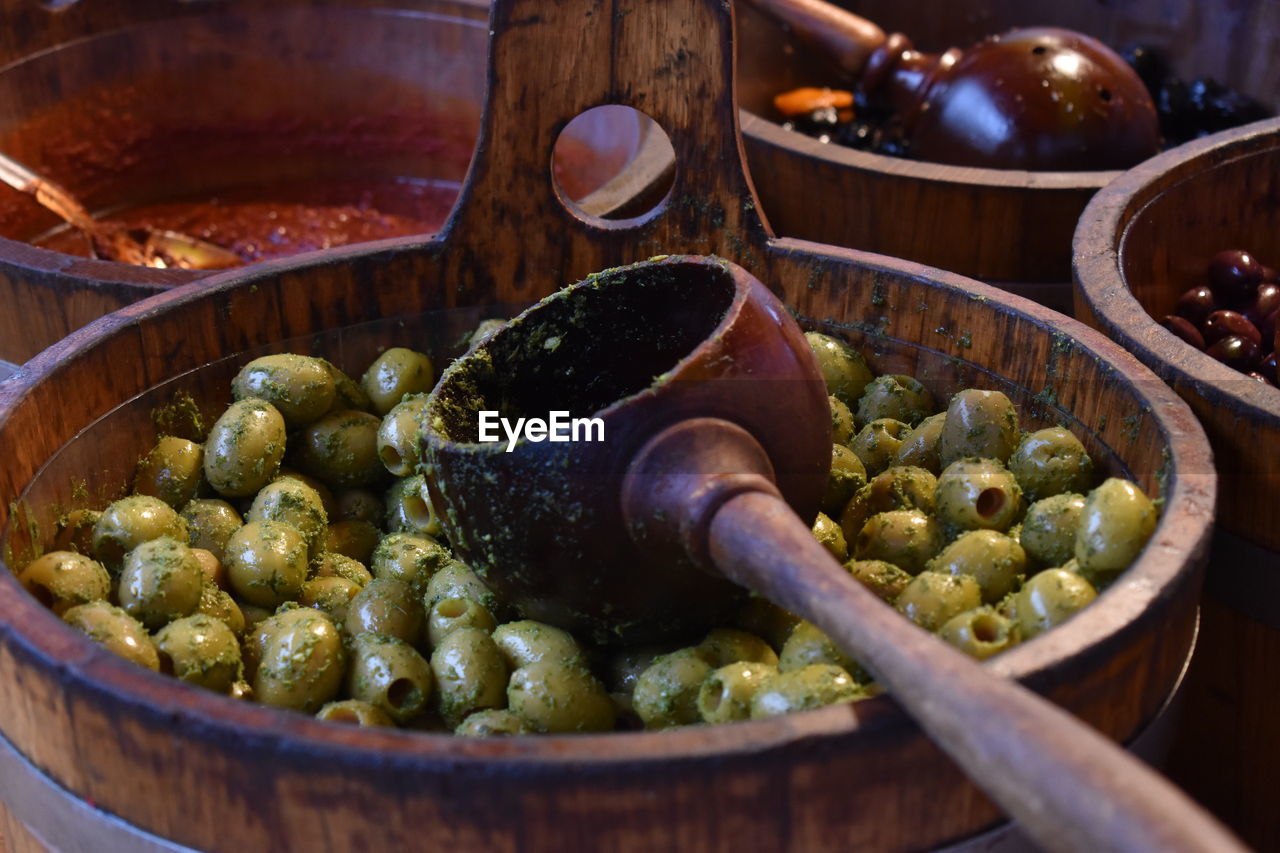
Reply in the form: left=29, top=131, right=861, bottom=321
left=422, top=254, right=1242, bottom=853
left=746, top=0, right=1161, bottom=170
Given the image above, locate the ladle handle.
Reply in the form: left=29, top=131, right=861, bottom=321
left=0, top=151, right=98, bottom=234
left=740, top=0, right=888, bottom=78
left=708, top=492, right=1243, bottom=853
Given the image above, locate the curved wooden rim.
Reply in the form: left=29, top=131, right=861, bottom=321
left=738, top=110, right=1122, bottom=192
left=1073, top=116, right=1280, bottom=441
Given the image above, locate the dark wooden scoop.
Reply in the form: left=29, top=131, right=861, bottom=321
left=422, top=254, right=1243, bottom=853
left=748, top=0, right=1160, bottom=170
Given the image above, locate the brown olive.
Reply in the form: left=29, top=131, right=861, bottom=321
left=1160, top=315, right=1205, bottom=350
left=1206, top=335, right=1260, bottom=371
left=1208, top=249, right=1265, bottom=306
left=1174, top=285, right=1216, bottom=327
left=51, top=509, right=100, bottom=555
left=1246, top=283, right=1280, bottom=326
left=1203, top=310, right=1261, bottom=347
left=334, top=488, right=385, bottom=524
left=323, top=519, right=382, bottom=565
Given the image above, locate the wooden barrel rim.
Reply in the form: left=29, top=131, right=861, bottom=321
left=1073, top=117, right=1280, bottom=458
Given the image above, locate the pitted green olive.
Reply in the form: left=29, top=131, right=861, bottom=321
left=632, top=647, right=714, bottom=729
left=935, top=458, right=1025, bottom=534
left=347, top=633, right=435, bottom=723
left=377, top=394, right=431, bottom=477
left=93, top=495, right=188, bottom=570
left=1008, top=428, right=1095, bottom=502
left=812, top=512, right=848, bottom=562
left=63, top=601, right=160, bottom=670
left=181, top=499, right=243, bottom=563
left=822, top=444, right=868, bottom=515
left=224, top=520, right=309, bottom=608
left=508, top=660, right=615, bottom=733
left=133, top=437, right=205, bottom=509
left=927, top=529, right=1027, bottom=603
left=829, top=395, right=855, bottom=446
left=293, top=410, right=385, bottom=489
left=154, top=613, right=243, bottom=692
left=1074, top=478, right=1158, bottom=580
left=698, top=661, right=778, bottom=724
left=1012, top=569, right=1098, bottom=639
left=248, top=477, right=328, bottom=560
left=19, top=551, right=110, bottom=615
left=749, top=664, right=862, bottom=718
left=895, top=571, right=982, bottom=631
left=371, top=532, right=451, bottom=596
left=203, top=398, right=287, bottom=498
left=895, top=412, right=946, bottom=473
left=361, top=347, right=436, bottom=415
left=938, top=389, right=1020, bottom=468
left=938, top=607, right=1019, bottom=660
left=843, top=559, right=912, bottom=603
left=804, top=331, right=874, bottom=406
left=492, top=619, right=584, bottom=670
left=849, top=418, right=910, bottom=477
left=232, top=354, right=336, bottom=426
left=118, top=537, right=204, bottom=630
left=1020, top=493, right=1086, bottom=568
left=431, top=627, right=509, bottom=727
left=345, top=577, right=424, bottom=645
left=254, top=608, right=345, bottom=712
left=856, top=374, right=935, bottom=427
left=854, top=509, right=945, bottom=574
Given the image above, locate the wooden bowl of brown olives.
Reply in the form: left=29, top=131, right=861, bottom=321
left=0, top=1, right=1214, bottom=850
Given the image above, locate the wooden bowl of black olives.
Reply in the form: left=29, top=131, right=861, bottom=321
left=734, top=0, right=1278, bottom=314
left=0, top=1, right=1217, bottom=850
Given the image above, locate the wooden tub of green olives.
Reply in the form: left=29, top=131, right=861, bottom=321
left=733, top=0, right=1278, bottom=315
left=0, top=0, right=661, bottom=365
left=0, top=0, right=1215, bottom=850
left=1074, top=116, right=1280, bottom=849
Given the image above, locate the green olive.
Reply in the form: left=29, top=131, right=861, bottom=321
left=1007, top=427, right=1095, bottom=502
left=632, top=647, right=715, bottom=729
left=938, top=607, right=1019, bottom=660
left=118, top=537, right=204, bottom=630
left=62, top=601, right=160, bottom=670
left=312, top=552, right=373, bottom=588
left=154, top=613, right=243, bottom=692
left=344, top=577, right=425, bottom=646
left=334, top=488, right=385, bottom=524
left=253, top=608, right=345, bottom=712
left=196, top=581, right=246, bottom=637
left=292, top=410, right=385, bottom=490
left=812, top=512, right=848, bottom=562
left=371, top=532, right=451, bottom=596
left=93, top=495, right=188, bottom=570
left=779, top=620, right=860, bottom=675
left=894, top=412, right=947, bottom=474
left=247, top=477, right=329, bottom=560
left=822, top=444, right=868, bottom=515
left=427, top=597, right=496, bottom=648
left=423, top=560, right=508, bottom=619
left=362, top=347, right=436, bottom=416
left=273, top=470, right=336, bottom=516
left=848, top=418, right=910, bottom=477
left=133, top=436, right=205, bottom=509
left=938, top=389, right=1020, bottom=469
left=454, top=708, right=531, bottom=736
left=697, top=661, right=778, bottom=724
left=843, top=559, right=912, bottom=603
left=190, top=545, right=226, bottom=588
left=697, top=627, right=779, bottom=667
left=508, top=660, right=616, bottom=733
left=377, top=394, right=431, bottom=476
left=430, top=626, right=509, bottom=727
left=853, top=509, right=945, bottom=574
left=1012, top=569, right=1098, bottom=639
left=894, top=571, right=982, bottom=631
left=829, top=395, right=855, bottom=446
left=864, top=465, right=937, bottom=515
left=323, top=520, right=382, bottom=565
left=606, top=643, right=679, bottom=693
left=856, top=374, right=935, bottom=428
left=491, top=619, right=585, bottom=669
left=1020, top=493, right=1086, bottom=568
left=51, top=508, right=100, bottom=555
left=749, top=664, right=862, bottom=718
left=347, top=632, right=435, bottom=723
left=203, top=398, right=287, bottom=498
left=19, top=551, right=110, bottom=615
left=935, top=458, right=1025, bottom=534
left=1074, top=478, right=1158, bottom=580
left=180, top=499, right=243, bottom=563
left=223, top=520, right=309, bottom=608
left=731, top=595, right=802, bottom=653
left=316, top=699, right=394, bottom=727
left=320, top=359, right=373, bottom=413
left=805, top=332, right=874, bottom=407
left=384, top=474, right=444, bottom=538
left=927, top=529, right=1027, bottom=604
left=232, top=354, right=337, bottom=426
left=300, top=576, right=362, bottom=626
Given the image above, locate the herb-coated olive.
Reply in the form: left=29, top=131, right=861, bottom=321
left=1174, top=285, right=1216, bottom=327
left=508, top=660, right=615, bottom=733
left=334, top=488, right=384, bottom=524
left=254, top=608, right=345, bottom=712
left=779, top=620, right=860, bottom=674
left=275, top=470, right=337, bottom=516
left=1074, top=478, right=1158, bottom=578
left=361, top=347, right=436, bottom=416
left=247, top=478, right=329, bottom=560
left=427, top=597, right=496, bottom=647
left=749, top=664, right=862, bottom=719
left=377, top=394, right=430, bottom=476
left=312, top=552, right=373, bottom=587
left=424, top=560, right=509, bottom=619
left=812, top=512, right=848, bottom=561
left=829, top=395, right=855, bottom=446
left=1010, top=569, right=1097, bottom=639
left=300, top=576, right=361, bottom=626
left=347, top=633, right=435, bottom=723
left=854, top=509, right=945, bottom=573
left=895, top=412, right=946, bottom=473
left=1007, top=427, right=1094, bottom=502
left=323, top=519, right=382, bottom=565
left=895, top=571, right=982, bottom=631
left=606, top=643, right=678, bottom=694
left=154, top=613, right=243, bottom=692
left=384, top=474, right=444, bottom=538
left=1019, top=493, right=1086, bottom=567
left=844, top=559, right=912, bottom=603
left=133, top=437, right=205, bottom=510
left=1206, top=335, right=1261, bottom=371
left=1160, top=316, right=1206, bottom=350
left=1208, top=249, right=1265, bottom=306
left=855, top=374, right=935, bottom=427
left=492, top=619, right=585, bottom=669
left=926, top=529, right=1027, bottom=603
left=938, top=607, right=1019, bottom=660
left=431, top=626, right=509, bottom=726
left=345, top=577, right=425, bottom=645
left=371, top=532, right=451, bottom=596
left=193, top=547, right=224, bottom=587
left=698, top=627, right=779, bottom=668
left=804, top=331, right=874, bottom=406
left=223, top=520, right=309, bottom=608
left=52, top=508, right=100, bottom=555
left=455, top=709, right=530, bottom=736
left=196, top=582, right=246, bottom=637
left=181, top=499, right=243, bottom=563
left=316, top=699, right=394, bottom=727
left=848, top=418, right=910, bottom=477
left=321, top=359, right=373, bottom=413
left=632, top=647, right=715, bottom=729
left=822, top=444, right=868, bottom=515
left=938, top=389, right=1020, bottom=468
left=864, top=465, right=936, bottom=515
left=935, top=458, right=1025, bottom=534
left=292, top=410, right=385, bottom=490
left=698, top=661, right=778, bottom=724
left=232, top=354, right=337, bottom=426
left=93, top=495, right=188, bottom=570
left=19, top=551, right=110, bottom=615
left=203, top=398, right=287, bottom=498
left=62, top=601, right=160, bottom=670
left=118, top=537, right=204, bottom=630
left=1202, top=310, right=1261, bottom=347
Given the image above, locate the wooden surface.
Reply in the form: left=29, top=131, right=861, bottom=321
left=0, top=0, right=1216, bottom=850
left=1073, top=116, right=1280, bottom=850
left=733, top=0, right=1280, bottom=297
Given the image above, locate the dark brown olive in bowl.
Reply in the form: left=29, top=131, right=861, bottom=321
left=1160, top=316, right=1205, bottom=350
left=1207, top=250, right=1265, bottom=307
left=1202, top=310, right=1261, bottom=347
left=1258, top=309, right=1278, bottom=349
left=1205, top=335, right=1260, bottom=372
left=1262, top=352, right=1278, bottom=384
left=1173, top=285, right=1216, bottom=327
left=1246, top=283, right=1280, bottom=327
